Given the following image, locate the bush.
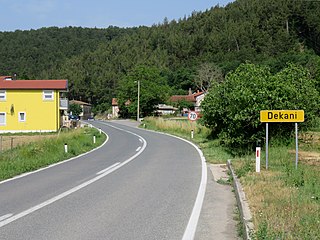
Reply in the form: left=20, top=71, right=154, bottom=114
left=201, top=63, right=320, bottom=153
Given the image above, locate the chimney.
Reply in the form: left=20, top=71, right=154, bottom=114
left=13, top=73, right=17, bottom=80
left=188, top=88, right=192, bottom=95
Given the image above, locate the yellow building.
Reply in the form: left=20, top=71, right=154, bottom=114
left=0, top=76, right=68, bottom=133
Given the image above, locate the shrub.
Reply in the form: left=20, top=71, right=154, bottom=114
left=201, top=63, right=320, bottom=153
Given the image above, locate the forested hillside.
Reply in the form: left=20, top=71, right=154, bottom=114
left=0, top=0, right=319, bottom=112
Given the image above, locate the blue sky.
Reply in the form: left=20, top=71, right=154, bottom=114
left=0, top=0, right=234, bottom=32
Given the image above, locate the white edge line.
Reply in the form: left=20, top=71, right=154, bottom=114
left=96, top=162, right=120, bottom=175
left=0, top=123, right=147, bottom=228
left=0, top=126, right=109, bottom=186
left=138, top=128, right=207, bottom=240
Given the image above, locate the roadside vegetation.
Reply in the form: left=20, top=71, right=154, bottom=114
left=143, top=117, right=320, bottom=239
left=0, top=127, right=106, bottom=181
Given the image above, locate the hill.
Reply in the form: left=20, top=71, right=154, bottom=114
left=0, top=0, right=319, bottom=112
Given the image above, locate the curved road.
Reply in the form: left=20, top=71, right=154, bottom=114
left=0, top=120, right=206, bottom=240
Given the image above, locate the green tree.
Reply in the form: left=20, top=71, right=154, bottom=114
left=69, top=103, right=82, bottom=117
left=117, top=66, right=172, bottom=118
left=201, top=62, right=320, bottom=153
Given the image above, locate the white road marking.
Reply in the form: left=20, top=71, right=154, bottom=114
left=139, top=138, right=143, bottom=143
left=96, top=162, right=120, bottom=175
left=136, top=146, right=142, bottom=152
left=0, top=123, right=147, bottom=228
left=0, top=214, right=13, bottom=222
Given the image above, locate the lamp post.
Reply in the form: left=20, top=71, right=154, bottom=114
left=137, top=80, right=140, bottom=122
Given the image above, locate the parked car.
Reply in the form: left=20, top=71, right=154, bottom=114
left=68, top=115, right=79, bottom=121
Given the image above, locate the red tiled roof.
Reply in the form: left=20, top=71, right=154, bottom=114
left=170, top=91, right=205, bottom=103
left=170, top=95, right=196, bottom=102
left=0, top=76, right=68, bottom=90
left=193, top=91, right=205, bottom=97
left=69, top=100, right=91, bottom=106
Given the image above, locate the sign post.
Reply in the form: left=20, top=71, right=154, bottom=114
left=260, top=110, right=304, bottom=170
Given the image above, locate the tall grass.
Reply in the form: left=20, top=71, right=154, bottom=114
left=233, top=143, right=320, bottom=239
left=0, top=127, right=106, bottom=181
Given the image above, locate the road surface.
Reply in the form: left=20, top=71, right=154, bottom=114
left=0, top=120, right=206, bottom=240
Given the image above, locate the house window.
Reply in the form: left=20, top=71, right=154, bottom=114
left=19, top=112, right=26, bottom=122
left=43, top=90, right=54, bottom=101
left=0, top=112, right=6, bottom=125
left=0, top=90, right=6, bottom=101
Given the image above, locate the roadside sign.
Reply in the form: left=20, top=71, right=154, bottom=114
left=260, top=109, right=304, bottom=170
left=260, top=110, right=304, bottom=123
left=188, top=111, right=198, bottom=121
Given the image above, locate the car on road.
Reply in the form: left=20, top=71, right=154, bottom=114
left=68, top=115, right=79, bottom=121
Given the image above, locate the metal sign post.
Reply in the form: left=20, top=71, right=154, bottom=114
left=295, top=123, right=298, bottom=169
left=260, top=110, right=304, bottom=170
left=266, top=123, right=269, bottom=170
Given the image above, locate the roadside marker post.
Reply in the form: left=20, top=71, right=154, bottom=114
left=256, top=147, right=261, bottom=173
left=93, top=135, right=96, bottom=144
left=191, top=130, right=194, bottom=139
left=64, top=143, right=68, bottom=153
left=260, top=110, right=304, bottom=170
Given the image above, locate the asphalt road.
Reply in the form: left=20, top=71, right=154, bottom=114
left=0, top=120, right=206, bottom=240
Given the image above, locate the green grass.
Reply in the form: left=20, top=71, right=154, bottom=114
left=232, top=144, right=320, bottom=239
left=0, top=127, right=106, bottom=181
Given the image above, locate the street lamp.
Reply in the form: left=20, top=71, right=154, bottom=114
left=137, top=80, right=140, bottom=122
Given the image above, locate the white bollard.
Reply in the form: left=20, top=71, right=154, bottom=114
left=191, top=130, right=194, bottom=139
left=93, top=135, right=96, bottom=144
left=64, top=143, right=68, bottom=153
left=99, top=128, right=102, bottom=134
left=256, top=147, right=261, bottom=172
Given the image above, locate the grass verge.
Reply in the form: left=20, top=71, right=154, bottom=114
left=0, top=126, right=106, bottom=181
left=231, top=143, right=320, bottom=239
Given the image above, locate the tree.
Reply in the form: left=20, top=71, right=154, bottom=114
left=69, top=103, right=82, bottom=116
left=194, top=63, right=224, bottom=92
left=117, top=66, right=172, bottom=118
left=201, top=62, right=320, bottom=153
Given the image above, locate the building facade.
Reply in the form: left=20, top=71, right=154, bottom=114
left=0, top=76, right=68, bottom=133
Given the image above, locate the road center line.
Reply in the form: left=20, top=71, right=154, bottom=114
left=0, top=214, right=13, bottom=222
left=136, top=146, right=141, bottom=152
left=96, top=162, right=120, bottom=175
left=0, top=124, right=147, bottom=229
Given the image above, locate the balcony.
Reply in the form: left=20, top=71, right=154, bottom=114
left=60, top=98, right=68, bottom=110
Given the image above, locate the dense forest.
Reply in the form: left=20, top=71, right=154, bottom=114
left=0, top=0, right=319, bottom=114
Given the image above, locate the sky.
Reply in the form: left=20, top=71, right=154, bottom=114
left=0, top=0, right=234, bottom=32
